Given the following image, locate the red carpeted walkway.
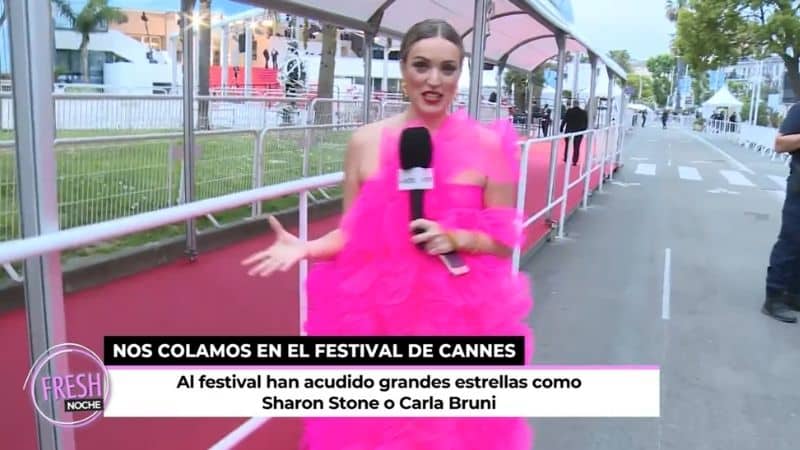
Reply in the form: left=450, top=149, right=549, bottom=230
left=0, top=131, right=617, bottom=450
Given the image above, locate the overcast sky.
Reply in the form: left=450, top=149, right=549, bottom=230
left=570, top=0, right=675, bottom=61
left=110, top=0, right=675, bottom=61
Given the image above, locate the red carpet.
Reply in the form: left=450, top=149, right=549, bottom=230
left=0, top=130, right=615, bottom=450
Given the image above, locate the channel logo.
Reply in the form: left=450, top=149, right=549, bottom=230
left=22, top=343, right=111, bottom=428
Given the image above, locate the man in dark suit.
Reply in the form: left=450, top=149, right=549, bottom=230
left=560, top=100, right=589, bottom=166
left=762, top=101, right=800, bottom=323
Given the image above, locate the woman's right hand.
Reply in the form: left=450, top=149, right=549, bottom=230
left=241, top=216, right=308, bottom=277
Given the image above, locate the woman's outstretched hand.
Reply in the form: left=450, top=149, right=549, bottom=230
left=241, top=215, right=307, bottom=277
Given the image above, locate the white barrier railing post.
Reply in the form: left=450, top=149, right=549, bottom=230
left=558, top=134, right=574, bottom=238
left=512, top=141, right=531, bottom=274
left=298, top=127, right=312, bottom=337
left=582, top=129, right=595, bottom=209
left=251, top=129, right=265, bottom=217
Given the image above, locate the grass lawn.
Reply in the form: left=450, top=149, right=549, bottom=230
left=0, top=126, right=353, bottom=281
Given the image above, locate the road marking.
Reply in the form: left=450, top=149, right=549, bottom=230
left=767, top=175, right=786, bottom=189
left=635, top=163, right=656, bottom=176
left=708, top=187, right=740, bottom=195
left=678, top=166, right=702, bottom=181
left=611, top=181, right=641, bottom=187
left=662, top=248, right=671, bottom=320
left=719, top=170, right=755, bottom=186
left=685, top=132, right=755, bottom=174
left=630, top=156, right=649, bottom=161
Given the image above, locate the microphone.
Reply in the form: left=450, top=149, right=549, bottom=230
left=398, top=127, right=469, bottom=276
left=398, top=127, right=433, bottom=244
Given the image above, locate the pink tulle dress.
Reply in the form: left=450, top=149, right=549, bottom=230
left=303, top=109, right=535, bottom=449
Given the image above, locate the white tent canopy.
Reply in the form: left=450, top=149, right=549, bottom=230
left=702, top=85, right=743, bottom=108
left=235, top=0, right=627, bottom=79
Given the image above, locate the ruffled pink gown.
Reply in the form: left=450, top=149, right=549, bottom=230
left=303, top=109, right=535, bottom=449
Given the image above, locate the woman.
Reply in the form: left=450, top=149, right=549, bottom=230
left=242, top=18, right=534, bottom=450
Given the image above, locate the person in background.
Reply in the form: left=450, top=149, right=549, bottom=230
left=661, top=109, right=669, bottom=129
left=560, top=100, right=588, bottom=166
left=540, top=103, right=552, bottom=137
left=761, top=101, right=800, bottom=323
left=271, top=49, right=279, bottom=70
left=641, top=109, right=647, bottom=127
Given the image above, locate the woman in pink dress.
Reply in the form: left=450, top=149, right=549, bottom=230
left=242, top=18, right=534, bottom=450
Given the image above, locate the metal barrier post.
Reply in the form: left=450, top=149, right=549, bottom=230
left=363, top=33, right=375, bottom=123
left=252, top=129, right=266, bottom=217
left=298, top=127, right=312, bottom=336
left=181, top=0, right=198, bottom=260
left=467, top=0, right=489, bottom=118
left=512, top=141, right=531, bottom=274
left=525, top=71, right=535, bottom=136
left=598, top=128, right=607, bottom=193
left=582, top=53, right=599, bottom=209
left=9, top=0, right=75, bottom=448
left=583, top=129, right=596, bottom=208
left=546, top=32, right=567, bottom=222
left=558, top=134, right=574, bottom=238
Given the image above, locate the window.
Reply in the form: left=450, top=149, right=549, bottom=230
left=140, top=36, right=163, bottom=50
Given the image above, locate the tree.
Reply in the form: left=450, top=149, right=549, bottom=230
left=607, top=49, right=633, bottom=74
left=315, top=23, right=337, bottom=123
left=197, top=0, right=211, bottom=129
left=665, top=0, right=689, bottom=110
left=674, top=0, right=800, bottom=100
left=665, top=0, right=689, bottom=22
left=689, top=66, right=711, bottom=106
left=504, top=69, right=542, bottom=111
left=55, top=0, right=127, bottom=83
left=646, top=54, right=676, bottom=107
left=626, top=73, right=655, bottom=105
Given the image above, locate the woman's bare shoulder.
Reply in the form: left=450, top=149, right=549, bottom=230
left=347, top=114, right=406, bottom=152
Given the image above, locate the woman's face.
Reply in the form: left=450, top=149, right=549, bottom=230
left=401, top=37, right=462, bottom=118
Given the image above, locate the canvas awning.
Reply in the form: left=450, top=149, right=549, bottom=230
left=702, top=84, right=743, bottom=108
left=232, top=0, right=627, bottom=79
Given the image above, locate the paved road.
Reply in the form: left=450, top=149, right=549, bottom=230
left=524, top=125, right=800, bottom=450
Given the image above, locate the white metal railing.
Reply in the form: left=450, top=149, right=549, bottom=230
left=691, top=118, right=791, bottom=166
left=0, top=172, right=343, bottom=265
left=510, top=125, right=620, bottom=271
left=1, top=122, right=624, bottom=269
left=0, top=94, right=409, bottom=131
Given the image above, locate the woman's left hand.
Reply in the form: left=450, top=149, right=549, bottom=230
left=409, top=218, right=455, bottom=255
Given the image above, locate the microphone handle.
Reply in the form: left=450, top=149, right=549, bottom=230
left=410, top=189, right=425, bottom=248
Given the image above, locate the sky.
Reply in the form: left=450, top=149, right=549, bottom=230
left=569, top=0, right=675, bottom=61
left=111, top=0, right=675, bottom=58
left=109, top=0, right=250, bottom=14
left=110, top=0, right=673, bottom=62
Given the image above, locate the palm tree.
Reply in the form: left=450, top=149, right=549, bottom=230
left=54, top=0, right=127, bottom=83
